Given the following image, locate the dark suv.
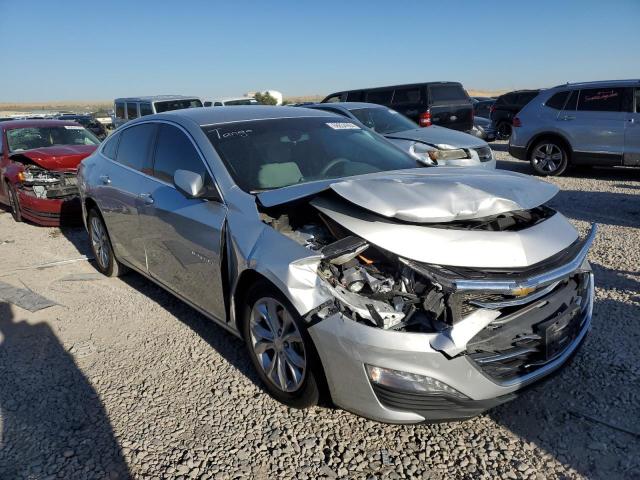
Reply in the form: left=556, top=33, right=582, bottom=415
left=490, top=89, right=540, bottom=138
left=322, top=82, right=473, bottom=132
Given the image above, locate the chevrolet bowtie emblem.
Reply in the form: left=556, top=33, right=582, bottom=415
left=511, top=286, right=537, bottom=297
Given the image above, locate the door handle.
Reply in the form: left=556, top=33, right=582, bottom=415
left=561, top=115, right=575, bottom=121
left=139, top=192, right=154, bottom=205
left=99, top=175, right=111, bottom=185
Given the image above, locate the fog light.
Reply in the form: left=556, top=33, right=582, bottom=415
left=366, top=364, right=468, bottom=398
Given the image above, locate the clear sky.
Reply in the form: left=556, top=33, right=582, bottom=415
left=1, top=0, right=639, bottom=102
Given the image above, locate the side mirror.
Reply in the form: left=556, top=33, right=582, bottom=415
left=174, top=169, right=205, bottom=198
left=204, top=101, right=212, bottom=107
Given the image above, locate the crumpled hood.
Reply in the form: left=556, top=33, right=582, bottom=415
left=10, top=145, right=97, bottom=171
left=386, top=125, right=485, bottom=149
left=328, top=168, right=559, bottom=223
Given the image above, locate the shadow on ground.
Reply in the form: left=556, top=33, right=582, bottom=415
left=0, top=302, right=130, bottom=479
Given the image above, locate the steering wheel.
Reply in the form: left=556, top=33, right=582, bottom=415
left=320, top=157, right=350, bottom=177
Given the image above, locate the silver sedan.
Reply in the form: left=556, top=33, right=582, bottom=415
left=78, top=106, right=594, bottom=423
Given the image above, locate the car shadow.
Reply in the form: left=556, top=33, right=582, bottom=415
left=0, top=302, right=130, bottom=479
left=117, top=270, right=269, bottom=396
left=550, top=189, right=640, bottom=228
left=489, top=142, right=510, bottom=152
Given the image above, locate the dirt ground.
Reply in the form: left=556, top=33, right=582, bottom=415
left=0, top=148, right=638, bottom=479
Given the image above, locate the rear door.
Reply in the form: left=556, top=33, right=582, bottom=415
left=140, top=122, right=227, bottom=320
left=624, top=87, right=640, bottom=166
left=427, top=84, right=473, bottom=131
left=564, top=86, right=628, bottom=165
left=97, top=123, right=158, bottom=271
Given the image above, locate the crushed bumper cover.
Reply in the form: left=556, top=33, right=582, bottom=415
left=17, top=191, right=81, bottom=226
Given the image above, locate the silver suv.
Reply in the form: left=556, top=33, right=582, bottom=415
left=509, top=80, right=640, bottom=176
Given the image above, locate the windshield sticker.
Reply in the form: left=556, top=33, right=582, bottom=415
left=64, top=126, right=84, bottom=130
left=210, top=128, right=253, bottom=139
left=326, top=122, right=360, bottom=130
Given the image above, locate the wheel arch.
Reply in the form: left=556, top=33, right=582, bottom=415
left=526, top=132, right=573, bottom=162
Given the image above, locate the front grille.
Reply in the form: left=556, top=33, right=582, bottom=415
left=466, top=273, right=590, bottom=383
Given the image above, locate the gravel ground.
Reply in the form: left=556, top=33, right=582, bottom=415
left=0, top=143, right=638, bottom=479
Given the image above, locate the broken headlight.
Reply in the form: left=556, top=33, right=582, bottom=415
left=18, top=168, right=61, bottom=185
left=366, top=364, right=468, bottom=398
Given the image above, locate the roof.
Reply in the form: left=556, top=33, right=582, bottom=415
left=114, top=95, right=201, bottom=102
left=155, top=105, right=339, bottom=126
left=326, top=81, right=463, bottom=95
left=305, top=102, right=387, bottom=111
left=0, top=119, right=82, bottom=129
left=551, top=79, right=640, bottom=89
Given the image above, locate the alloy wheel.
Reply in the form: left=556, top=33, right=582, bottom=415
left=90, top=215, right=110, bottom=270
left=249, top=297, right=307, bottom=393
left=532, top=143, right=563, bottom=173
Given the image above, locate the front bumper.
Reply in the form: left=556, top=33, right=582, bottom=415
left=308, top=226, right=596, bottom=423
left=508, top=144, right=528, bottom=160
left=17, top=190, right=82, bottom=226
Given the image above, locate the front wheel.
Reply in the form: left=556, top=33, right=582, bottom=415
left=529, top=141, right=569, bottom=176
left=6, top=183, right=22, bottom=222
left=242, top=281, right=322, bottom=408
left=497, top=121, right=512, bottom=139
left=88, top=208, right=127, bottom=277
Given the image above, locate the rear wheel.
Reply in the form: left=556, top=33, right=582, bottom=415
left=529, top=140, right=569, bottom=176
left=497, top=121, right=512, bottom=139
left=242, top=281, right=322, bottom=408
left=88, top=208, right=127, bottom=277
left=6, top=182, right=22, bottom=222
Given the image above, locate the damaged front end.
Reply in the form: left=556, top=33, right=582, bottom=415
left=18, top=165, right=79, bottom=200
left=256, top=171, right=596, bottom=423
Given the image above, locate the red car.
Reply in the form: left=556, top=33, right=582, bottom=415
left=0, top=120, right=100, bottom=226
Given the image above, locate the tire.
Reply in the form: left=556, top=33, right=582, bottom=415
left=529, top=140, right=569, bottom=176
left=497, top=121, right=511, bottom=139
left=87, top=208, right=127, bottom=277
left=6, top=182, right=22, bottom=222
left=241, top=280, right=322, bottom=408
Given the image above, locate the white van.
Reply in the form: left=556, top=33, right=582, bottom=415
left=112, top=96, right=203, bottom=128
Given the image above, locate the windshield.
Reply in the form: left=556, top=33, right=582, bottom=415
left=203, top=117, right=418, bottom=192
left=154, top=99, right=203, bottom=113
left=349, top=107, right=418, bottom=134
left=6, top=126, right=100, bottom=152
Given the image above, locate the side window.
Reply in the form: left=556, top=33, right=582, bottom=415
left=635, top=89, right=640, bottom=113
left=545, top=91, right=569, bottom=110
left=346, top=91, right=365, bottom=102
left=366, top=89, right=393, bottom=105
left=392, top=88, right=421, bottom=105
left=214, top=102, right=223, bottom=106
left=139, top=103, right=153, bottom=116
left=563, top=90, right=578, bottom=111
left=114, top=123, right=156, bottom=173
left=115, top=102, right=125, bottom=119
left=126, top=102, right=138, bottom=120
left=153, top=124, right=209, bottom=184
left=101, top=131, right=120, bottom=159
left=323, top=94, right=342, bottom=103
left=577, top=87, right=626, bottom=112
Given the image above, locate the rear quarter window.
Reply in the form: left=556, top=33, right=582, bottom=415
left=101, top=131, right=120, bottom=159
left=429, top=85, right=468, bottom=103
left=545, top=91, right=569, bottom=110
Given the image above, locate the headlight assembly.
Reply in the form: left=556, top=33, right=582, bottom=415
left=409, top=142, right=469, bottom=164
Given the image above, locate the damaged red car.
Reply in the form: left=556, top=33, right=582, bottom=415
left=0, top=120, right=100, bottom=226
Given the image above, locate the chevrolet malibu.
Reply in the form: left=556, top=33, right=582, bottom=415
left=78, top=107, right=595, bottom=423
